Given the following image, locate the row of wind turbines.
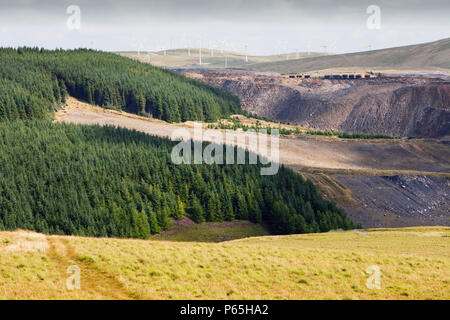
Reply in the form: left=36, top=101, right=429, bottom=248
left=130, top=39, right=374, bottom=67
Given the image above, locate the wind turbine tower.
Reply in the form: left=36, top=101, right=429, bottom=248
left=245, top=44, right=248, bottom=63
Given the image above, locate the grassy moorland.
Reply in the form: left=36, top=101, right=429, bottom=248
left=118, top=49, right=326, bottom=69
left=0, top=227, right=448, bottom=300
left=248, top=38, right=450, bottom=73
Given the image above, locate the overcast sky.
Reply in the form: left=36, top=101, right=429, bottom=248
left=0, top=0, right=449, bottom=55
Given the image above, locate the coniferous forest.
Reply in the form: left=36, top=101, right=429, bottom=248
left=0, top=47, right=356, bottom=239
left=0, top=47, right=240, bottom=122
left=0, top=122, right=355, bottom=238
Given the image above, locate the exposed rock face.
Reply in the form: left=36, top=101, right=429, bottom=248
left=336, top=175, right=450, bottom=228
left=199, top=71, right=450, bottom=138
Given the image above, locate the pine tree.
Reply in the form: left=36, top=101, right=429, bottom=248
left=157, top=203, right=172, bottom=230
left=207, top=192, right=222, bottom=222
left=174, top=195, right=186, bottom=220
left=190, top=196, right=205, bottom=223
left=222, top=193, right=234, bottom=221
left=235, top=193, right=248, bottom=220
left=0, top=119, right=355, bottom=238
left=131, top=208, right=151, bottom=239
left=147, top=206, right=161, bottom=234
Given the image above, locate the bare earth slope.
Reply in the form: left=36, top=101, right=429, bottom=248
left=198, top=71, right=450, bottom=138
left=336, top=175, right=449, bottom=228
left=247, top=38, right=450, bottom=73
left=57, top=98, right=450, bottom=228
left=58, top=98, right=450, bottom=173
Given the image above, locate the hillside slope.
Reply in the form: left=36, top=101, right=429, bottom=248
left=57, top=98, right=450, bottom=229
left=0, top=120, right=355, bottom=238
left=118, top=49, right=325, bottom=69
left=0, top=48, right=240, bottom=123
left=248, top=38, right=450, bottom=73
left=199, top=71, right=450, bottom=138
left=0, top=227, right=448, bottom=300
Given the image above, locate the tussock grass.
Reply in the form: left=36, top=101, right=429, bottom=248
left=0, top=227, right=448, bottom=300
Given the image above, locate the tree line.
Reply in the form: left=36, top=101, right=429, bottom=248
left=0, top=47, right=241, bottom=122
left=0, top=121, right=356, bottom=239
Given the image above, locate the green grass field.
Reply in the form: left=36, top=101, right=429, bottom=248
left=0, top=227, right=448, bottom=300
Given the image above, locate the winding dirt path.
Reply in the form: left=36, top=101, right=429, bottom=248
left=56, top=97, right=450, bottom=175
left=47, top=236, right=134, bottom=299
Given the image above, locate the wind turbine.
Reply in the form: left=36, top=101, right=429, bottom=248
left=199, top=39, right=202, bottom=65
left=245, top=44, right=248, bottom=63
left=141, top=39, right=152, bottom=64
left=187, top=38, right=191, bottom=56
left=279, top=40, right=288, bottom=60
left=131, top=37, right=142, bottom=56
left=221, top=40, right=225, bottom=54
left=210, top=40, right=214, bottom=57
left=329, top=40, right=338, bottom=55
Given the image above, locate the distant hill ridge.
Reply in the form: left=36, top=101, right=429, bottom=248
left=117, top=49, right=326, bottom=69
left=247, top=38, right=450, bottom=73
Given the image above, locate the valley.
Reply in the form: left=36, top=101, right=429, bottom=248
left=1, top=1, right=449, bottom=303
left=187, top=70, right=450, bottom=138
left=57, top=97, right=450, bottom=228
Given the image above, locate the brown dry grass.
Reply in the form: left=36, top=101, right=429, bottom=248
left=0, top=227, right=448, bottom=300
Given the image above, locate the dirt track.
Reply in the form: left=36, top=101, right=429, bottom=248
left=57, top=98, right=450, bottom=228
left=58, top=97, right=450, bottom=175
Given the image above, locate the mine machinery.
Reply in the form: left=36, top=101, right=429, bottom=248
left=282, top=72, right=376, bottom=80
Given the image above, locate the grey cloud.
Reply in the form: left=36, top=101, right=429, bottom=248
left=0, top=0, right=448, bottom=54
